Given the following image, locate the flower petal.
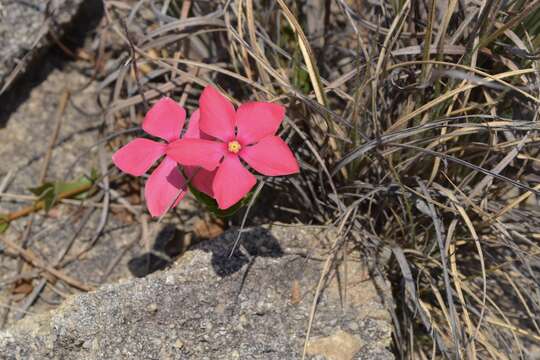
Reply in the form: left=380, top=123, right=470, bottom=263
left=236, top=102, right=285, bottom=145
left=145, top=157, right=187, bottom=217
left=213, top=155, right=256, bottom=209
left=185, top=166, right=215, bottom=197
left=112, top=138, right=166, bottom=176
left=166, top=138, right=225, bottom=171
left=199, top=85, right=235, bottom=141
left=142, top=97, right=186, bottom=143
left=240, top=136, right=299, bottom=176
left=183, top=109, right=200, bottom=139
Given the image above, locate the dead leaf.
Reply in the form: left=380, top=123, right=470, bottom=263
left=12, top=279, right=34, bottom=296
left=193, top=217, right=224, bottom=239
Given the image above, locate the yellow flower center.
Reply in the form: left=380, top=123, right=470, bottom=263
left=227, top=140, right=242, bottom=154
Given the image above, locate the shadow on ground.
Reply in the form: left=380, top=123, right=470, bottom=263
left=0, top=0, right=104, bottom=128
left=128, top=226, right=284, bottom=278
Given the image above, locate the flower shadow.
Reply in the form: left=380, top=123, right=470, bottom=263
left=205, top=227, right=284, bottom=277
left=127, top=225, right=284, bottom=279
left=127, top=224, right=182, bottom=278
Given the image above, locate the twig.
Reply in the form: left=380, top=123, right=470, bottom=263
left=1, top=238, right=94, bottom=292
left=39, top=90, right=70, bottom=181
left=0, top=171, right=14, bottom=198
left=14, top=208, right=96, bottom=319
left=120, top=18, right=149, bottom=111
left=99, top=230, right=141, bottom=283
left=2, top=182, right=93, bottom=223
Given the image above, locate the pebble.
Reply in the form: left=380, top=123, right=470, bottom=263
left=147, top=303, right=158, bottom=313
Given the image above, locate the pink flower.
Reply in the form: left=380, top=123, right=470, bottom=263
left=112, top=98, right=213, bottom=217
left=166, top=86, right=299, bottom=209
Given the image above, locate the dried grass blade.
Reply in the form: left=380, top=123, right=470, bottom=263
left=276, top=0, right=327, bottom=107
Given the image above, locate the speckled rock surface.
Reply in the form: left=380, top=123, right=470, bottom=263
left=0, top=0, right=99, bottom=92
left=0, top=226, right=394, bottom=359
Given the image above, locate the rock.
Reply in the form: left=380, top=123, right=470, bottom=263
left=306, top=330, right=364, bottom=360
left=0, top=0, right=101, bottom=94
left=0, top=226, right=394, bottom=359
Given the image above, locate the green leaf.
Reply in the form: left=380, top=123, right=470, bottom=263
left=293, top=60, right=312, bottom=94
left=189, top=184, right=253, bottom=218
left=28, top=177, right=94, bottom=212
left=54, top=177, right=93, bottom=200
left=29, top=183, right=53, bottom=197
left=0, top=215, right=9, bottom=234
left=89, top=168, right=100, bottom=183
left=29, top=182, right=56, bottom=211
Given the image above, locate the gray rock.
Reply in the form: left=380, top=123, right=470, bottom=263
left=0, top=226, right=394, bottom=359
left=0, top=0, right=101, bottom=93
